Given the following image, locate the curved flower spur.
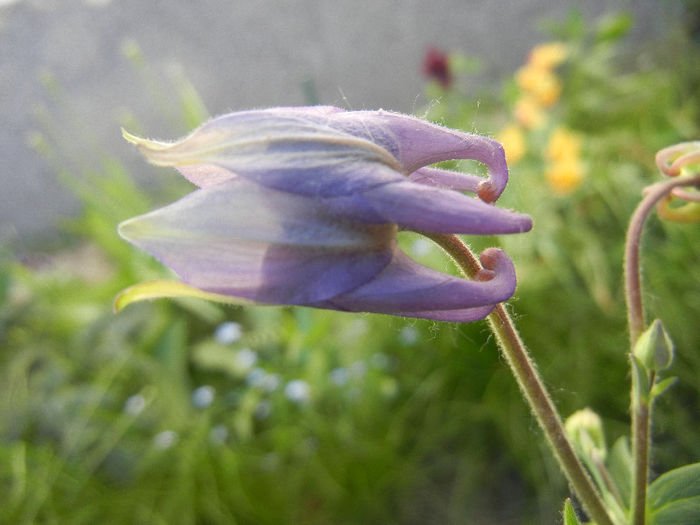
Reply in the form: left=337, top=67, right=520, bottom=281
left=116, top=107, right=532, bottom=322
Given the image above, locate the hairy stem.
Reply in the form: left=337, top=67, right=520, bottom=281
left=624, top=174, right=700, bottom=345
left=425, top=233, right=614, bottom=525
left=624, top=174, right=700, bottom=525
left=631, top=374, right=652, bottom=525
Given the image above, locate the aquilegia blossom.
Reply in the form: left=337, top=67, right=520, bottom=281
left=117, top=106, right=532, bottom=322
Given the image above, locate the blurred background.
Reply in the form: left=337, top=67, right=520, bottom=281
left=1, top=0, right=699, bottom=523
left=0, top=0, right=688, bottom=239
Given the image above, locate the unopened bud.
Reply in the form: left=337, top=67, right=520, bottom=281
left=633, top=319, right=674, bottom=372
left=565, top=407, right=606, bottom=461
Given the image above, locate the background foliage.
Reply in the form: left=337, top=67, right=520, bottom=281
left=1, top=11, right=698, bottom=524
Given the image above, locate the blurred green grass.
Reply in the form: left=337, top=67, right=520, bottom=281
left=1, top=11, right=699, bottom=524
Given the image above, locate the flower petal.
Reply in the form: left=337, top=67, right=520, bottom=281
left=114, top=280, right=256, bottom=311
left=123, top=107, right=404, bottom=195
left=392, top=305, right=497, bottom=323
left=118, top=178, right=395, bottom=304
left=408, top=166, right=483, bottom=192
left=655, top=141, right=700, bottom=177
left=656, top=196, right=700, bottom=223
left=175, top=163, right=238, bottom=187
left=330, top=110, right=510, bottom=202
left=330, top=178, right=533, bottom=235
left=124, top=107, right=509, bottom=202
left=309, top=247, right=516, bottom=322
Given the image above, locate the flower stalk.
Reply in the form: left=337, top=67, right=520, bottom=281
left=630, top=371, right=652, bottom=525
left=425, top=232, right=614, bottom=525
left=625, top=174, right=700, bottom=345
left=624, top=172, right=700, bottom=525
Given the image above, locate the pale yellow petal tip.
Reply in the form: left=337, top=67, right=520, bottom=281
left=657, top=198, right=700, bottom=223
left=121, top=128, right=171, bottom=151
left=114, top=280, right=256, bottom=313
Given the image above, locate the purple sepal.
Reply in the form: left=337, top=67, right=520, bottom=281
left=329, top=180, right=533, bottom=234
left=307, top=248, right=515, bottom=322
left=118, top=178, right=396, bottom=304
left=135, top=107, right=508, bottom=202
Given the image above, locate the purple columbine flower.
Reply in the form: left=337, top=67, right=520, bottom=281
left=116, top=107, right=532, bottom=322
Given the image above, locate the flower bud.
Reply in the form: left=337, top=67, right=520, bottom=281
left=565, top=407, right=606, bottom=461
left=633, top=319, right=674, bottom=372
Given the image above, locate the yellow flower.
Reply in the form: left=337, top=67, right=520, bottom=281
left=545, top=128, right=585, bottom=194
left=546, top=127, right=582, bottom=162
left=528, top=42, right=568, bottom=70
left=496, top=124, right=526, bottom=164
left=657, top=195, right=700, bottom=223
left=514, top=96, right=546, bottom=129
left=545, top=158, right=585, bottom=195
left=515, top=65, right=542, bottom=92
left=515, top=65, right=562, bottom=107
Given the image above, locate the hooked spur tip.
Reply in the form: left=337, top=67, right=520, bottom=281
left=479, top=247, right=509, bottom=271
left=655, top=142, right=700, bottom=177
left=474, top=268, right=496, bottom=282
left=476, top=180, right=500, bottom=203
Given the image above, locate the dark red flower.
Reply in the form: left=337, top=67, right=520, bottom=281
left=422, top=46, right=453, bottom=89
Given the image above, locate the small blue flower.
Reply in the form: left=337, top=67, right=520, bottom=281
left=235, top=348, right=258, bottom=370
left=254, top=400, right=272, bottom=420
left=410, top=238, right=434, bottom=257
left=209, top=424, right=229, bottom=445
left=123, top=394, right=146, bottom=415
left=329, top=367, right=350, bottom=386
left=191, top=385, right=215, bottom=408
left=399, top=326, right=419, bottom=345
left=370, top=352, right=391, bottom=370
left=246, top=367, right=267, bottom=388
left=153, top=430, right=178, bottom=449
left=261, top=373, right=281, bottom=392
left=284, top=379, right=311, bottom=403
left=214, top=321, right=242, bottom=344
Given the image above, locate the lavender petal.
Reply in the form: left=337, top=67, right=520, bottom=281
left=118, top=178, right=395, bottom=304
left=330, top=180, right=533, bottom=234
left=310, top=248, right=516, bottom=320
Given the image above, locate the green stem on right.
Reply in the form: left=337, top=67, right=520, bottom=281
left=624, top=174, right=700, bottom=345
left=630, top=382, right=651, bottom=525
left=624, top=174, right=700, bottom=525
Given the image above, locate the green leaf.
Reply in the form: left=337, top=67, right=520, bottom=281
left=650, top=498, right=700, bottom=525
left=607, top=436, right=632, bottom=510
left=649, top=463, right=700, bottom=507
left=171, top=69, right=209, bottom=129
left=650, top=377, right=678, bottom=400
left=649, top=463, right=700, bottom=524
left=595, top=12, right=633, bottom=43
left=631, top=355, right=651, bottom=405
left=563, top=498, right=583, bottom=525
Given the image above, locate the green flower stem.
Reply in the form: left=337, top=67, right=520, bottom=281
left=424, top=233, right=614, bottom=525
left=624, top=173, right=700, bottom=345
left=624, top=173, right=700, bottom=525
left=630, top=371, right=653, bottom=525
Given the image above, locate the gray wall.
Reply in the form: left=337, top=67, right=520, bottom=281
left=0, top=0, right=680, bottom=242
